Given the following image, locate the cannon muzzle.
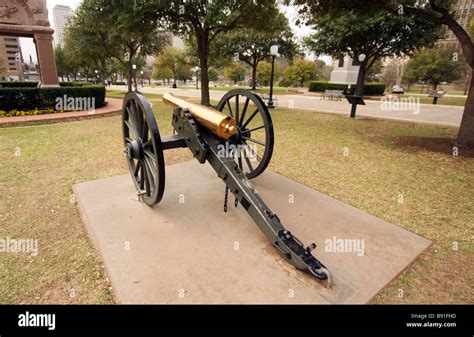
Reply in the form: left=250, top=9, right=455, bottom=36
left=163, top=93, right=237, bottom=140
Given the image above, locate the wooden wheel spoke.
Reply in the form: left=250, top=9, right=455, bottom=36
left=144, top=149, right=157, bottom=162
left=243, top=147, right=254, bottom=171
left=127, top=106, right=140, bottom=134
left=142, top=116, right=149, bottom=141
left=243, top=136, right=266, bottom=147
left=244, top=143, right=262, bottom=162
left=125, top=120, right=139, bottom=139
left=143, top=164, right=151, bottom=196
left=144, top=157, right=156, bottom=187
left=240, top=98, right=250, bottom=127
left=242, top=109, right=259, bottom=128
left=143, top=140, right=153, bottom=148
left=238, top=147, right=243, bottom=171
left=139, top=160, right=145, bottom=190
left=133, top=160, right=141, bottom=177
left=226, top=100, right=234, bottom=118
left=235, top=96, right=240, bottom=125
left=241, top=125, right=265, bottom=134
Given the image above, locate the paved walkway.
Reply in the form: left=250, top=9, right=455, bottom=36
left=110, top=85, right=463, bottom=127
left=0, top=98, right=123, bottom=127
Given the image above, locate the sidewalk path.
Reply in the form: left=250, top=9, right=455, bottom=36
left=110, top=85, right=463, bottom=127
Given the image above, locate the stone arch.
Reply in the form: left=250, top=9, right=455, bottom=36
left=0, top=0, right=59, bottom=85
left=0, top=0, right=35, bottom=26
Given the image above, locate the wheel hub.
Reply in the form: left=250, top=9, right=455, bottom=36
left=124, top=139, right=144, bottom=160
left=230, top=127, right=250, bottom=144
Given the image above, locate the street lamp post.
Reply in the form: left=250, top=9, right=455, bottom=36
left=349, top=54, right=367, bottom=119
left=132, top=64, right=137, bottom=91
left=140, top=70, right=144, bottom=87
left=173, top=62, right=178, bottom=89
left=268, top=45, right=279, bottom=109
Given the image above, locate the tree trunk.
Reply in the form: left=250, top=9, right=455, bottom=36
left=251, top=59, right=257, bottom=90
left=197, top=29, right=210, bottom=106
left=127, top=61, right=133, bottom=92
left=456, top=68, right=474, bottom=147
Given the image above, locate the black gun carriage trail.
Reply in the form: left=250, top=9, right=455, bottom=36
left=121, top=89, right=333, bottom=286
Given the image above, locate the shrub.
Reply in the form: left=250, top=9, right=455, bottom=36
left=0, top=81, right=39, bottom=88
left=0, top=108, right=57, bottom=118
left=0, top=81, right=91, bottom=88
left=0, top=85, right=106, bottom=112
left=308, top=81, right=386, bottom=96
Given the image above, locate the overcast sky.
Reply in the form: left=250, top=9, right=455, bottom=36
left=22, top=0, right=325, bottom=63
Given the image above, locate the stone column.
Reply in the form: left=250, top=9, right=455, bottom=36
left=34, top=33, right=59, bottom=86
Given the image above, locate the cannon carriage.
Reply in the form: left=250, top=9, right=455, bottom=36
left=122, top=89, right=332, bottom=286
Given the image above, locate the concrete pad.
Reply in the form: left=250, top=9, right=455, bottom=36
left=73, top=162, right=431, bottom=304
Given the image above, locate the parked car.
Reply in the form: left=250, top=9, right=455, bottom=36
left=392, top=85, right=405, bottom=94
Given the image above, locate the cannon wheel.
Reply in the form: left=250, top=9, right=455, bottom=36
left=217, top=89, right=274, bottom=179
left=122, top=91, right=165, bottom=206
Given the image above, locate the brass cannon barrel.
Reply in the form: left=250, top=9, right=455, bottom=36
left=163, top=93, right=237, bottom=140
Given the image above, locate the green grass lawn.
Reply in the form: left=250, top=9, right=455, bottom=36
left=0, top=100, right=472, bottom=304
left=106, top=90, right=163, bottom=100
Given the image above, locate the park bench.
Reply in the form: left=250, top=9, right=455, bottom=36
left=321, top=90, right=344, bottom=101
left=428, top=90, right=445, bottom=105
left=259, top=93, right=278, bottom=107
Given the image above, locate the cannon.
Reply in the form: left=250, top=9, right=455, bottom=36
left=121, top=89, right=333, bottom=286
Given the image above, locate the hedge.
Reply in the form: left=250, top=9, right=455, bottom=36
left=0, top=85, right=106, bottom=112
left=0, top=81, right=90, bottom=88
left=0, top=81, right=39, bottom=88
left=308, top=81, right=386, bottom=96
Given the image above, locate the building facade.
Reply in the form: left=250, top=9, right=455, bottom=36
left=437, top=0, right=473, bottom=48
left=0, top=36, right=22, bottom=79
left=52, top=5, right=73, bottom=48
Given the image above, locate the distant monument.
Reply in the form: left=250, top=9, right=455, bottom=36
left=0, top=0, right=59, bottom=86
left=330, top=55, right=360, bottom=85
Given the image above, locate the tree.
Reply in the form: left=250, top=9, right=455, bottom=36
left=72, top=0, right=170, bottom=92
left=152, top=63, right=173, bottom=85
left=291, top=0, right=474, bottom=147
left=208, top=68, right=219, bottom=83
left=314, top=59, right=333, bottom=81
left=225, top=62, right=246, bottom=84
left=281, top=59, right=318, bottom=87
left=300, top=7, right=440, bottom=102
left=64, top=24, right=114, bottom=84
left=366, top=59, right=384, bottom=82
left=214, top=12, right=301, bottom=89
left=55, top=45, right=68, bottom=81
left=155, top=0, right=280, bottom=105
left=154, top=47, right=188, bottom=87
left=257, top=61, right=280, bottom=86
left=403, top=47, right=464, bottom=90
left=380, top=61, right=400, bottom=89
